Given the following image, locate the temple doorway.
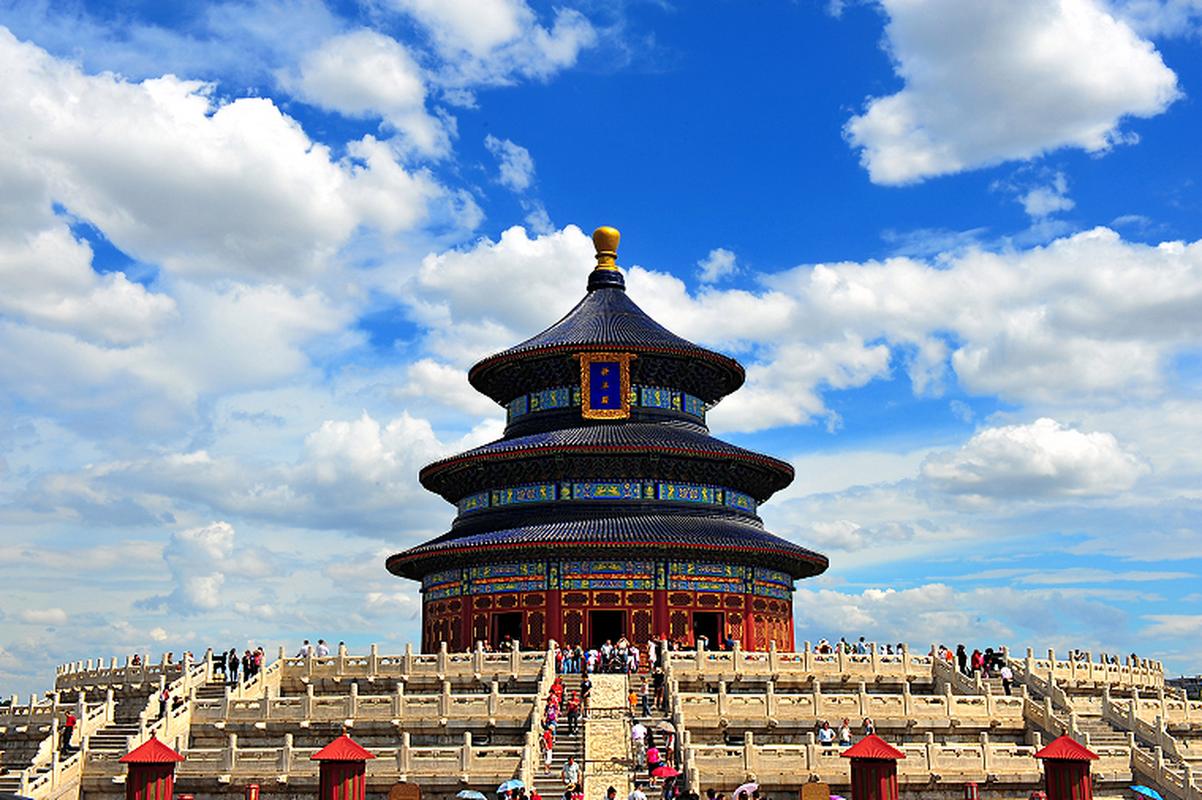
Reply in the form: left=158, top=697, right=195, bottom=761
left=693, top=611, right=724, bottom=649
left=492, top=612, right=523, bottom=648
left=589, top=610, right=625, bottom=649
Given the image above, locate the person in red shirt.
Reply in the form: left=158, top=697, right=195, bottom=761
left=566, top=691, right=581, bottom=735
left=61, top=711, right=77, bottom=754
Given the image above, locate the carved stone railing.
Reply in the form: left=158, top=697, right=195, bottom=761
left=674, top=681, right=1025, bottom=728
left=84, top=737, right=523, bottom=785
left=278, top=642, right=544, bottom=685
left=1130, top=739, right=1202, bottom=800
left=55, top=654, right=185, bottom=692
left=518, top=645, right=556, bottom=790
left=667, top=642, right=934, bottom=683
left=932, top=653, right=986, bottom=696
left=5, top=694, right=112, bottom=799
left=685, top=733, right=1133, bottom=785
left=191, top=685, right=536, bottom=726
left=1013, top=649, right=1163, bottom=693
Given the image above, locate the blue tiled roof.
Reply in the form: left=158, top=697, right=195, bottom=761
left=468, top=285, right=744, bottom=400
left=387, top=512, right=827, bottom=579
left=419, top=420, right=794, bottom=495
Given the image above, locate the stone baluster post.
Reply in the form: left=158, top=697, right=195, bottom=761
left=473, top=641, right=484, bottom=677
left=858, top=681, right=868, bottom=717
left=349, top=681, right=359, bottom=718
left=742, top=731, right=755, bottom=775
left=837, top=645, right=847, bottom=676
left=368, top=644, right=379, bottom=677
left=397, top=732, right=411, bottom=775
left=336, top=643, right=346, bottom=676
left=813, top=678, right=823, bottom=718
left=279, top=732, right=293, bottom=773
left=460, top=731, right=473, bottom=774
left=304, top=684, right=314, bottom=719
left=509, top=640, right=520, bottom=675
left=717, top=680, right=728, bottom=720
left=403, top=643, right=413, bottom=678
left=489, top=680, right=500, bottom=722
left=768, top=639, right=779, bottom=675
left=901, top=642, right=911, bottom=676
left=980, top=731, right=991, bottom=772
left=925, top=732, right=936, bottom=775
left=440, top=680, right=451, bottom=720
left=223, top=732, right=237, bottom=772
left=804, top=640, right=813, bottom=674
left=765, top=680, right=776, bottom=725
left=393, top=683, right=405, bottom=718
left=870, top=642, right=879, bottom=673
left=305, top=645, right=314, bottom=678
left=806, top=732, right=817, bottom=776
left=902, top=679, right=912, bottom=717
left=437, top=641, right=449, bottom=678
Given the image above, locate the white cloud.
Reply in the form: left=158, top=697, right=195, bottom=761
left=794, top=583, right=1133, bottom=651
left=922, top=418, right=1149, bottom=501
left=697, top=248, right=739, bottom=283
left=390, top=0, right=597, bottom=88
left=149, top=521, right=236, bottom=614
left=288, top=29, right=450, bottom=158
left=1019, top=172, right=1076, bottom=218
left=0, top=27, right=445, bottom=283
left=18, top=608, right=68, bottom=626
left=484, top=135, right=536, bottom=191
left=1141, top=614, right=1202, bottom=638
left=845, top=0, right=1179, bottom=184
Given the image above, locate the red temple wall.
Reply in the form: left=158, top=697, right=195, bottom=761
left=421, top=588, right=793, bottom=652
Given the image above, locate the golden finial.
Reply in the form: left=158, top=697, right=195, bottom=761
left=593, top=226, right=620, bottom=271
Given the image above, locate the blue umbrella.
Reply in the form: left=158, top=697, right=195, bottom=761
left=497, top=780, right=525, bottom=795
left=1131, top=787, right=1164, bottom=800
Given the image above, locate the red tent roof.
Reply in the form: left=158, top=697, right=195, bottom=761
left=119, top=735, right=185, bottom=764
left=840, top=734, right=906, bottom=760
left=1034, top=735, right=1098, bottom=761
left=311, top=733, right=376, bottom=761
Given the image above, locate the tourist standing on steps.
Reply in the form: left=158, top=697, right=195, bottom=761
left=971, top=648, right=984, bottom=676
left=61, top=710, right=76, bottom=754
left=631, top=719, right=647, bottom=768
left=158, top=686, right=170, bottom=720
left=581, top=672, right=592, bottom=719
left=652, top=666, right=665, bottom=711
left=640, top=676, right=652, bottom=717
left=629, top=783, right=648, bottom=800
left=227, top=648, right=239, bottom=684
left=817, top=721, right=835, bottom=748
left=838, top=718, right=852, bottom=746
left=1000, top=663, right=1014, bottom=695
left=956, top=644, right=968, bottom=675
left=862, top=716, right=875, bottom=736
left=542, top=726, right=554, bottom=773
left=562, top=756, right=580, bottom=788
left=566, top=691, right=581, bottom=735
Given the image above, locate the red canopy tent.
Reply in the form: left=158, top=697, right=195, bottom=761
left=120, top=735, right=185, bottom=800
left=312, top=733, right=376, bottom=800
left=1035, top=736, right=1099, bottom=800
left=841, top=735, right=905, bottom=800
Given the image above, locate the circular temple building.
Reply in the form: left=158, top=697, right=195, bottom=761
left=387, top=227, right=829, bottom=653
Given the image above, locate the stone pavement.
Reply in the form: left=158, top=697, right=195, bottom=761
left=582, top=674, right=632, bottom=800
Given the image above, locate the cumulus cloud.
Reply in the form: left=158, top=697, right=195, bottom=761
left=794, top=583, right=1133, bottom=650
left=845, top=0, right=1179, bottom=184
left=921, top=418, right=1149, bottom=501
left=18, top=608, right=68, bottom=626
left=0, top=28, right=445, bottom=283
left=390, top=0, right=597, bottom=88
left=287, top=29, right=450, bottom=158
left=697, top=248, right=739, bottom=283
left=144, top=522, right=236, bottom=614
left=484, top=135, right=536, bottom=191
left=1018, top=172, right=1076, bottom=219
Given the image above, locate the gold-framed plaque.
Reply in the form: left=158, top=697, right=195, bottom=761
left=577, top=352, right=636, bottom=420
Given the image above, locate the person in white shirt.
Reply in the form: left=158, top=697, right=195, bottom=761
left=1000, top=664, right=1014, bottom=695
left=562, top=756, right=581, bottom=787
left=296, top=640, right=313, bottom=657
left=631, top=721, right=647, bottom=768
left=817, top=721, right=835, bottom=747
left=629, top=786, right=647, bottom=800
left=315, top=640, right=330, bottom=657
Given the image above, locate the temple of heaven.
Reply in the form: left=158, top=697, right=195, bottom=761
left=387, top=226, right=828, bottom=653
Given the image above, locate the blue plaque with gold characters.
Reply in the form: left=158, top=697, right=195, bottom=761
left=577, top=351, right=635, bottom=419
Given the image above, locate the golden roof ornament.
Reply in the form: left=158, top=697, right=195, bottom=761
left=593, top=226, right=620, bottom=271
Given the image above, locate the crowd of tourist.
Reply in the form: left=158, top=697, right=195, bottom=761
left=210, top=645, right=268, bottom=685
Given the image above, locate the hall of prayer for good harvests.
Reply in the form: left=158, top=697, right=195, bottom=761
left=388, top=226, right=829, bottom=653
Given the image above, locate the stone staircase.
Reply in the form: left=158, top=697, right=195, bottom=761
left=533, top=673, right=585, bottom=800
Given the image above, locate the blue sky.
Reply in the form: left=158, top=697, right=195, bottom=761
left=2, top=0, right=1202, bottom=695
